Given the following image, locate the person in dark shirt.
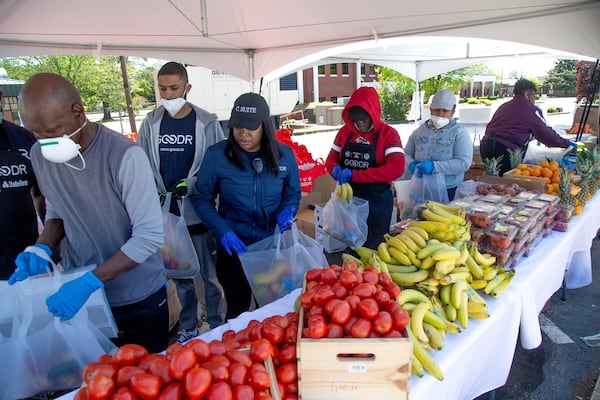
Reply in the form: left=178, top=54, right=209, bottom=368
left=0, top=89, right=45, bottom=279
left=480, top=78, right=574, bottom=175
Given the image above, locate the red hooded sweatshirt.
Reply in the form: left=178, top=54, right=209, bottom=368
left=325, top=86, right=405, bottom=185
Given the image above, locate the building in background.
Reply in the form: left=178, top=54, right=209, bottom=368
left=0, top=68, right=24, bottom=124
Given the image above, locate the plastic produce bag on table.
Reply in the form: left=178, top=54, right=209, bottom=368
left=161, top=192, right=201, bottom=279
left=322, top=192, right=369, bottom=248
left=239, top=223, right=328, bottom=307
left=523, top=140, right=571, bottom=164
left=401, top=173, right=449, bottom=219
left=0, top=267, right=117, bottom=400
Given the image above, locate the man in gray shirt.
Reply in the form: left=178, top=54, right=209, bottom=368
left=9, top=72, right=169, bottom=353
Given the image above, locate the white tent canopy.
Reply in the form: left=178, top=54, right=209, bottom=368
left=0, top=0, right=599, bottom=82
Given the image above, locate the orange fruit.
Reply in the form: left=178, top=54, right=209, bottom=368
left=541, top=168, right=553, bottom=178
left=552, top=176, right=560, bottom=184
left=517, top=163, right=527, bottom=170
left=522, top=170, right=531, bottom=176
left=549, top=161, right=559, bottom=171
left=512, top=169, right=522, bottom=175
left=540, top=160, right=549, bottom=169
left=530, top=167, right=541, bottom=177
left=545, top=177, right=551, bottom=184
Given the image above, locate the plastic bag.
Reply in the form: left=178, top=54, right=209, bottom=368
left=401, top=173, right=449, bottom=219
left=161, top=192, right=201, bottom=279
left=298, top=158, right=327, bottom=192
left=523, top=140, right=570, bottom=164
left=322, top=192, right=369, bottom=247
left=0, top=270, right=117, bottom=400
left=239, top=223, right=328, bottom=307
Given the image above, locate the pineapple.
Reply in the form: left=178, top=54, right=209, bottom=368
left=575, top=152, right=596, bottom=206
left=558, top=167, right=577, bottom=208
left=507, top=148, right=524, bottom=170
left=483, top=156, right=503, bottom=176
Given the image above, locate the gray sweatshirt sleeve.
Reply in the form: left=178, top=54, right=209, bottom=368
left=118, top=146, right=164, bottom=263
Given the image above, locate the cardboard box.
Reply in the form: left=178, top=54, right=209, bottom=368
left=297, top=307, right=411, bottom=400
left=167, top=278, right=181, bottom=331
left=295, top=175, right=337, bottom=240
left=314, top=203, right=348, bottom=252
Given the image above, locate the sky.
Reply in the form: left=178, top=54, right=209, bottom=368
left=485, top=57, right=562, bottom=79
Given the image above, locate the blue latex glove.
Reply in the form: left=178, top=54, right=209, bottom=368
left=568, top=141, right=578, bottom=148
left=408, top=160, right=420, bottom=175
left=8, top=244, right=53, bottom=285
left=277, top=206, right=296, bottom=233
left=331, top=165, right=342, bottom=181
left=336, top=168, right=352, bottom=184
left=417, top=160, right=434, bottom=175
left=220, top=230, right=248, bottom=256
left=46, top=271, right=104, bottom=320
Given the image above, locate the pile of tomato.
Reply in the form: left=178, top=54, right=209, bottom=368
left=299, top=263, right=410, bottom=339
left=75, top=311, right=300, bottom=400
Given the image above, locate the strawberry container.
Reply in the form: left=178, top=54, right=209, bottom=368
left=555, top=204, right=574, bottom=222
left=503, top=214, right=535, bottom=239
left=481, top=242, right=514, bottom=267
left=467, top=203, right=501, bottom=229
left=535, top=193, right=560, bottom=214
left=485, top=222, right=518, bottom=250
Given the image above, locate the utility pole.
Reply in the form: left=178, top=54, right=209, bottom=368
left=119, top=56, right=137, bottom=133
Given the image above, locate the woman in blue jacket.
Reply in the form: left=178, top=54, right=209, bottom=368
left=192, top=93, right=301, bottom=319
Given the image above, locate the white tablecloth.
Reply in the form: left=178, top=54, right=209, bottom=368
left=58, top=193, right=598, bottom=400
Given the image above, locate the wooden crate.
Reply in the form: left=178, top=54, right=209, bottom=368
left=297, top=307, right=411, bottom=399
left=501, top=168, right=547, bottom=193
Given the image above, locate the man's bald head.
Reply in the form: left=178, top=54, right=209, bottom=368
left=19, top=73, right=86, bottom=136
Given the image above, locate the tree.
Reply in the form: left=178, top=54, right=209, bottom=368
left=0, top=55, right=153, bottom=119
left=575, top=60, right=599, bottom=102
left=543, top=59, right=577, bottom=93
left=375, top=67, right=413, bottom=121
left=419, top=65, right=486, bottom=100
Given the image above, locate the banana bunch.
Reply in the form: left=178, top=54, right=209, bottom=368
left=407, top=201, right=471, bottom=242
left=335, top=182, right=353, bottom=202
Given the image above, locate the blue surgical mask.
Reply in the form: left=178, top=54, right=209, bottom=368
left=39, top=120, right=87, bottom=170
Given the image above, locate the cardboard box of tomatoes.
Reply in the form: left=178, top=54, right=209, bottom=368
left=296, top=264, right=412, bottom=400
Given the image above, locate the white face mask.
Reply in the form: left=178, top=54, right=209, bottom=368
left=39, top=120, right=87, bottom=171
left=161, top=91, right=187, bottom=116
left=430, top=115, right=450, bottom=130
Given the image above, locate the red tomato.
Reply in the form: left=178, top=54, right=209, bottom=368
left=73, top=387, right=89, bottom=400
left=247, top=368, right=271, bottom=391
left=184, top=367, right=212, bottom=400
left=165, top=343, right=183, bottom=360
left=232, top=384, right=254, bottom=400
left=339, top=269, right=358, bottom=289
left=138, top=353, right=164, bottom=371
left=392, top=307, right=410, bottom=331
left=307, top=315, right=328, bottom=339
left=254, top=390, right=273, bottom=399
left=351, top=283, right=376, bottom=299
left=350, top=318, right=372, bottom=338
left=210, top=354, right=231, bottom=368
left=248, top=322, right=263, bottom=341
left=384, top=329, right=404, bottom=338
left=283, top=324, right=298, bottom=344
left=271, top=315, right=291, bottom=330
left=111, top=387, right=139, bottom=400
left=261, top=323, right=284, bottom=346
left=330, top=264, right=342, bottom=274
left=383, top=281, right=401, bottom=298
left=361, top=269, right=379, bottom=285
left=208, top=340, right=228, bottom=356
left=331, top=300, right=351, bottom=325
left=277, top=343, right=297, bottom=364
left=156, top=382, right=184, bottom=400
left=385, top=300, right=402, bottom=315
left=342, top=259, right=360, bottom=272
left=331, top=282, right=349, bottom=299
left=88, top=374, right=115, bottom=400
left=305, top=268, right=322, bottom=282
left=147, top=357, right=173, bottom=387
left=325, top=323, right=344, bottom=338
left=323, top=298, right=342, bottom=317
left=307, top=304, right=324, bottom=318
left=373, top=289, right=391, bottom=308
left=116, top=366, right=144, bottom=388
left=345, top=294, right=361, bottom=313
left=378, top=271, right=393, bottom=285
left=234, top=327, right=251, bottom=344
left=299, top=291, right=315, bottom=309
left=97, top=354, right=113, bottom=364
left=341, top=315, right=358, bottom=336
left=305, top=280, right=321, bottom=291
left=356, top=298, right=379, bottom=320
left=285, top=312, right=299, bottom=324
left=83, top=362, right=103, bottom=384
left=128, top=344, right=149, bottom=364
left=283, top=394, right=299, bottom=400
left=249, top=338, right=274, bottom=362
left=313, top=287, right=335, bottom=307
left=130, top=373, right=162, bottom=400
left=168, top=347, right=197, bottom=381
left=284, top=380, right=298, bottom=396
left=319, top=267, right=338, bottom=284
left=205, top=381, right=233, bottom=400
left=228, top=362, right=248, bottom=386
left=222, top=329, right=236, bottom=339
left=112, top=345, right=138, bottom=368
left=225, top=349, right=253, bottom=369
left=202, top=360, right=229, bottom=382
left=185, top=339, right=211, bottom=362
left=372, top=311, right=393, bottom=336
left=276, top=362, right=297, bottom=384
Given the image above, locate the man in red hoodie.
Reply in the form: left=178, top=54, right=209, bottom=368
left=325, top=87, right=405, bottom=248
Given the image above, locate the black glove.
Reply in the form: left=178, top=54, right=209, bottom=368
left=170, top=180, right=188, bottom=198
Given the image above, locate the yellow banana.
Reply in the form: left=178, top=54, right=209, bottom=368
left=335, top=184, right=342, bottom=198
left=470, top=279, right=488, bottom=290
left=423, top=309, right=448, bottom=330
left=406, top=225, right=429, bottom=241
left=450, top=280, right=468, bottom=309
left=406, top=249, right=422, bottom=267
left=457, top=291, right=469, bottom=329
left=354, top=245, right=376, bottom=261
left=423, top=322, right=444, bottom=350
left=465, top=285, right=487, bottom=305
left=482, top=266, right=498, bottom=281
left=420, top=255, right=436, bottom=270
left=411, top=354, right=424, bottom=377
left=428, top=204, right=466, bottom=225
left=435, top=260, right=455, bottom=275
left=430, top=297, right=461, bottom=333
left=401, top=229, right=427, bottom=249
left=386, top=235, right=409, bottom=253
left=396, top=288, right=432, bottom=307
left=456, top=245, right=469, bottom=265
left=344, top=183, right=353, bottom=201
left=422, top=208, right=453, bottom=224
left=388, top=246, right=412, bottom=266
left=416, top=242, right=448, bottom=260
left=484, top=272, right=508, bottom=294
left=390, top=269, right=429, bottom=286
left=467, top=301, right=488, bottom=314
left=374, top=254, right=389, bottom=274
left=431, top=247, right=461, bottom=262
left=439, top=284, right=452, bottom=305
left=425, top=200, right=462, bottom=215
left=340, top=183, right=348, bottom=201
left=397, top=234, right=420, bottom=253
left=410, top=301, right=431, bottom=345
left=468, top=311, right=491, bottom=319
left=408, top=220, right=449, bottom=233
left=451, top=266, right=470, bottom=274
left=377, top=242, right=392, bottom=263
left=387, top=264, right=418, bottom=273
left=411, top=330, right=444, bottom=381
left=491, top=271, right=514, bottom=297
left=466, top=254, right=484, bottom=279
left=341, top=253, right=364, bottom=269
left=471, top=244, right=496, bottom=267
left=445, top=302, right=457, bottom=322
left=447, top=271, right=472, bottom=283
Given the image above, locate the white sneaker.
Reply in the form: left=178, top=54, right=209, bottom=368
left=177, top=328, right=199, bottom=343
